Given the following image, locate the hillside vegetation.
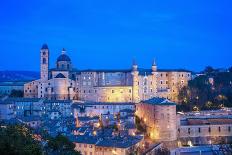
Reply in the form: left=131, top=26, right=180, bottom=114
left=178, top=66, right=232, bottom=112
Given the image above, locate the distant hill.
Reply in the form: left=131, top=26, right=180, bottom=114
left=0, top=71, right=39, bottom=82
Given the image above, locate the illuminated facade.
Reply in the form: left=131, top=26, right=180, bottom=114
left=136, top=99, right=232, bottom=145
left=24, top=44, right=191, bottom=102
left=136, top=98, right=177, bottom=141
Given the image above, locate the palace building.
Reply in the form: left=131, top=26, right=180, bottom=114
left=24, top=44, right=191, bottom=103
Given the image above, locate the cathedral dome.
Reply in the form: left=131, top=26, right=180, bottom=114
left=57, top=48, right=71, bottom=62
left=57, top=54, right=71, bottom=62
left=56, top=48, right=72, bottom=70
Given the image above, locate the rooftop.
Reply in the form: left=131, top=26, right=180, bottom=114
left=73, top=101, right=135, bottom=106
left=96, top=135, right=143, bottom=148
left=17, top=116, right=42, bottom=122
left=70, top=134, right=143, bottom=148
left=41, top=44, right=48, bottom=49
left=44, top=100, right=72, bottom=103
left=49, top=68, right=191, bottom=74
left=4, top=97, right=42, bottom=102
left=142, top=97, right=176, bottom=106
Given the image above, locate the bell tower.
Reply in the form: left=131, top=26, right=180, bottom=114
left=40, top=44, right=49, bottom=81
left=131, top=59, right=140, bottom=103
left=151, top=59, right=158, bottom=97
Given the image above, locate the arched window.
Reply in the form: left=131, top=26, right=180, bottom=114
left=43, top=58, right=46, bottom=64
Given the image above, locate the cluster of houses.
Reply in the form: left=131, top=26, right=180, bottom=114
left=1, top=96, right=232, bottom=155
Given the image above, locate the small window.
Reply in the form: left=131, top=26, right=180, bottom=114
left=198, top=128, right=201, bottom=133
left=208, top=127, right=211, bottom=133
left=43, top=58, right=46, bottom=64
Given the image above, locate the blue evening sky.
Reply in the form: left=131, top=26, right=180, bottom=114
left=0, top=0, right=231, bottom=72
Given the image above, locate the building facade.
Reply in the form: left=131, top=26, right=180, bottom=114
left=72, top=102, right=135, bottom=117
left=136, top=99, right=232, bottom=145
left=24, top=44, right=191, bottom=103
left=0, top=81, right=27, bottom=96
left=136, top=98, right=177, bottom=142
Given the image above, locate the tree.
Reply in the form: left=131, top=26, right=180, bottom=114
left=155, top=148, right=170, bottom=155
left=228, top=67, right=232, bottom=72
left=178, top=69, right=232, bottom=111
left=0, top=125, right=42, bottom=155
left=135, top=115, right=146, bottom=133
left=48, top=134, right=81, bottom=155
left=203, top=66, right=215, bottom=74
left=10, top=89, right=24, bottom=97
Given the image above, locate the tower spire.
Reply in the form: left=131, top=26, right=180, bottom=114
left=62, top=48, right=66, bottom=54
left=152, top=58, right=156, bottom=66
left=132, top=58, right=138, bottom=71
left=152, top=58, right=157, bottom=72
left=132, top=58, right=137, bottom=66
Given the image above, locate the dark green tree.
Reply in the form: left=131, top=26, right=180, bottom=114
left=0, top=125, right=42, bottom=155
left=178, top=68, right=232, bottom=111
left=228, top=67, right=232, bottom=72
left=203, top=66, right=215, bottom=74
left=48, top=134, right=81, bottom=155
left=10, top=89, right=24, bottom=97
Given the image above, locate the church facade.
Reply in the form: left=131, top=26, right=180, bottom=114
left=24, top=44, right=191, bottom=103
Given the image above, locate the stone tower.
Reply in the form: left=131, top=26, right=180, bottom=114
left=151, top=59, right=158, bottom=97
left=131, top=59, right=140, bottom=103
left=40, top=44, right=49, bottom=80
